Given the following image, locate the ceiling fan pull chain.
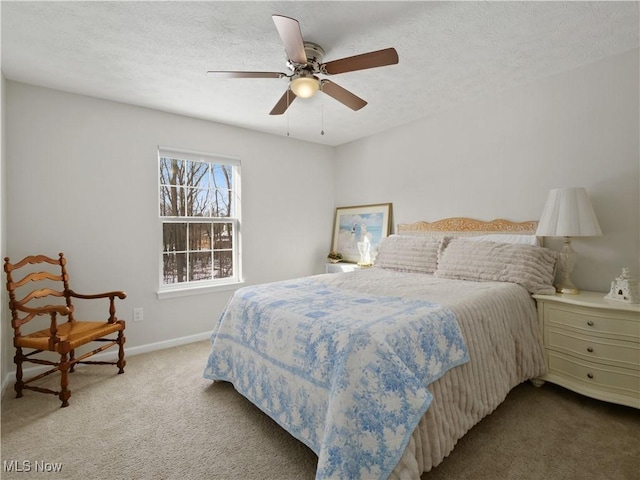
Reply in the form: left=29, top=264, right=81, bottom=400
left=286, top=90, right=290, bottom=136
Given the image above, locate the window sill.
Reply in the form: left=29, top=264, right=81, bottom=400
left=157, top=280, right=244, bottom=299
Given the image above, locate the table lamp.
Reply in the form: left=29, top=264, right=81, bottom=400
left=535, top=187, right=602, bottom=294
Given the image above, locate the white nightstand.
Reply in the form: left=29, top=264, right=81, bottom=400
left=532, top=291, right=640, bottom=409
left=325, top=263, right=361, bottom=274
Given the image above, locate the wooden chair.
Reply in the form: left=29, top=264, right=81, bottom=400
left=4, top=253, right=126, bottom=407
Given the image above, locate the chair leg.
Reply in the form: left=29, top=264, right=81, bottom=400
left=116, top=330, right=126, bottom=374
left=14, top=347, right=24, bottom=399
left=69, top=349, right=76, bottom=373
left=58, top=351, right=71, bottom=408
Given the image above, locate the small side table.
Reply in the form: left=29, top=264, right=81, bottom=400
left=532, top=291, right=640, bottom=409
left=325, top=263, right=361, bottom=274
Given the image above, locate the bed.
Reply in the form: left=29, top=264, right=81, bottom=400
left=204, top=218, right=557, bottom=479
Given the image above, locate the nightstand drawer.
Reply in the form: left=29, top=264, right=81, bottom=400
left=545, top=304, right=640, bottom=341
left=546, top=328, right=640, bottom=370
left=548, top=351, right=640, bottom=397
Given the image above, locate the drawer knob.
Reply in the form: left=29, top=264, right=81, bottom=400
left=586, top=320, right=594, bottom=327
left=587, top=373, right=594, bottom=379
left=587, top=347, right=594, bottom=353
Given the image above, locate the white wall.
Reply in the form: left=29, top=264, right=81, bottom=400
left=4, top=82, right=335, bottom=366
left=334, top=49, right=640, bottom=293
left=1, top=73, right=7, bottom=384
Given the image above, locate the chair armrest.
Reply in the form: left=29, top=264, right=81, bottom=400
left=11, top=303, right=72, bottom=350
left=67, top=290, right=126, bottom=324
left=68, top=290, right=127, bottom=300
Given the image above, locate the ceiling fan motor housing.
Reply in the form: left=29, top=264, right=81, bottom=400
left=303, top=42, right=325, bottom=63
left=287, top=42, right=325, bottom=74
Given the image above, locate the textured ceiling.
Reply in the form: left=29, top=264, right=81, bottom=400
left=2, top=1, right=638, bottom=146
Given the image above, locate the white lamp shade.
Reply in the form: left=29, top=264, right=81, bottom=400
left=536, top=187, right=603, bottom=237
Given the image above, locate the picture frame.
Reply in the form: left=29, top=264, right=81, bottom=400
left=331, top=203, right=393, bottom=264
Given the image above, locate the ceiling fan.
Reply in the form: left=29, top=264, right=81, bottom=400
left=207, top=14, right=399, bottom=115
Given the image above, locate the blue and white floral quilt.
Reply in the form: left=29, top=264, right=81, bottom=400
left=204, top=277, right=469, bottom=480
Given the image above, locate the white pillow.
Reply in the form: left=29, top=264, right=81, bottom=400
left=374, top=235, right=441, bottom=274
left=435, top=238, right=557, bottom=294
left=466, top=234, right=541, bottom=246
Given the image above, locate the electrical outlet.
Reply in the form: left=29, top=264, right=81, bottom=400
left=133, top=307, right=143, bottom=322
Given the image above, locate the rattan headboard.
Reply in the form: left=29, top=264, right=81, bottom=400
left=397, top=217, right=538, bottom=238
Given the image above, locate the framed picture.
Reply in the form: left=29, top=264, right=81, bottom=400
left=331, top=203, right=393, bottom=264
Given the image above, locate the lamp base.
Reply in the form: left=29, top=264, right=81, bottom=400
left=556, top=285, right=580, bottom=295
left=555, top=237, right=580, bottom=295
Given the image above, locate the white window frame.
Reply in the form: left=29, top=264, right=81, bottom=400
left=157, top=146, right=242, bottom=299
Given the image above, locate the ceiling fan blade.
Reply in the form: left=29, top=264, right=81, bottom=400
left=320, top=80, right=367, bottom=111
left=207, top=71, right=286, bottom=79
left=322, top=47, right=399, bottom=75
left=269, top=89, right=297, bottom=115
left=272, top=15, right=307, bottom=65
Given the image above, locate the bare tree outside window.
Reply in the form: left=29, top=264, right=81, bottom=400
left=159, top=152, right=239, bottom=287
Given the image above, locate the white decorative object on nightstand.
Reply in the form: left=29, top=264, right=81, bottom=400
left=605, top=268, right=639, bottom=304
left=533, top=291, right=640, bottom=409
left=325, top=263, right=361, bottom=274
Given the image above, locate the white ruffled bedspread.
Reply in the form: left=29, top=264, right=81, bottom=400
left=204, top=274, right=469, bottom=480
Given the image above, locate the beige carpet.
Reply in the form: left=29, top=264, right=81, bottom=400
left=1, top=341, right=638, bottom=480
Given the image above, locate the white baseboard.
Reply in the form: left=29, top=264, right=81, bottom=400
left=1, top=331, right=212, bottom=398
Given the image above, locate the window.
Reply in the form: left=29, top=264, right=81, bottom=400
left=158, top=147, right=241, bottom=295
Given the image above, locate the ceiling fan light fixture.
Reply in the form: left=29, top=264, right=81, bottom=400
left=290, top=74, right=320, bottom=98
